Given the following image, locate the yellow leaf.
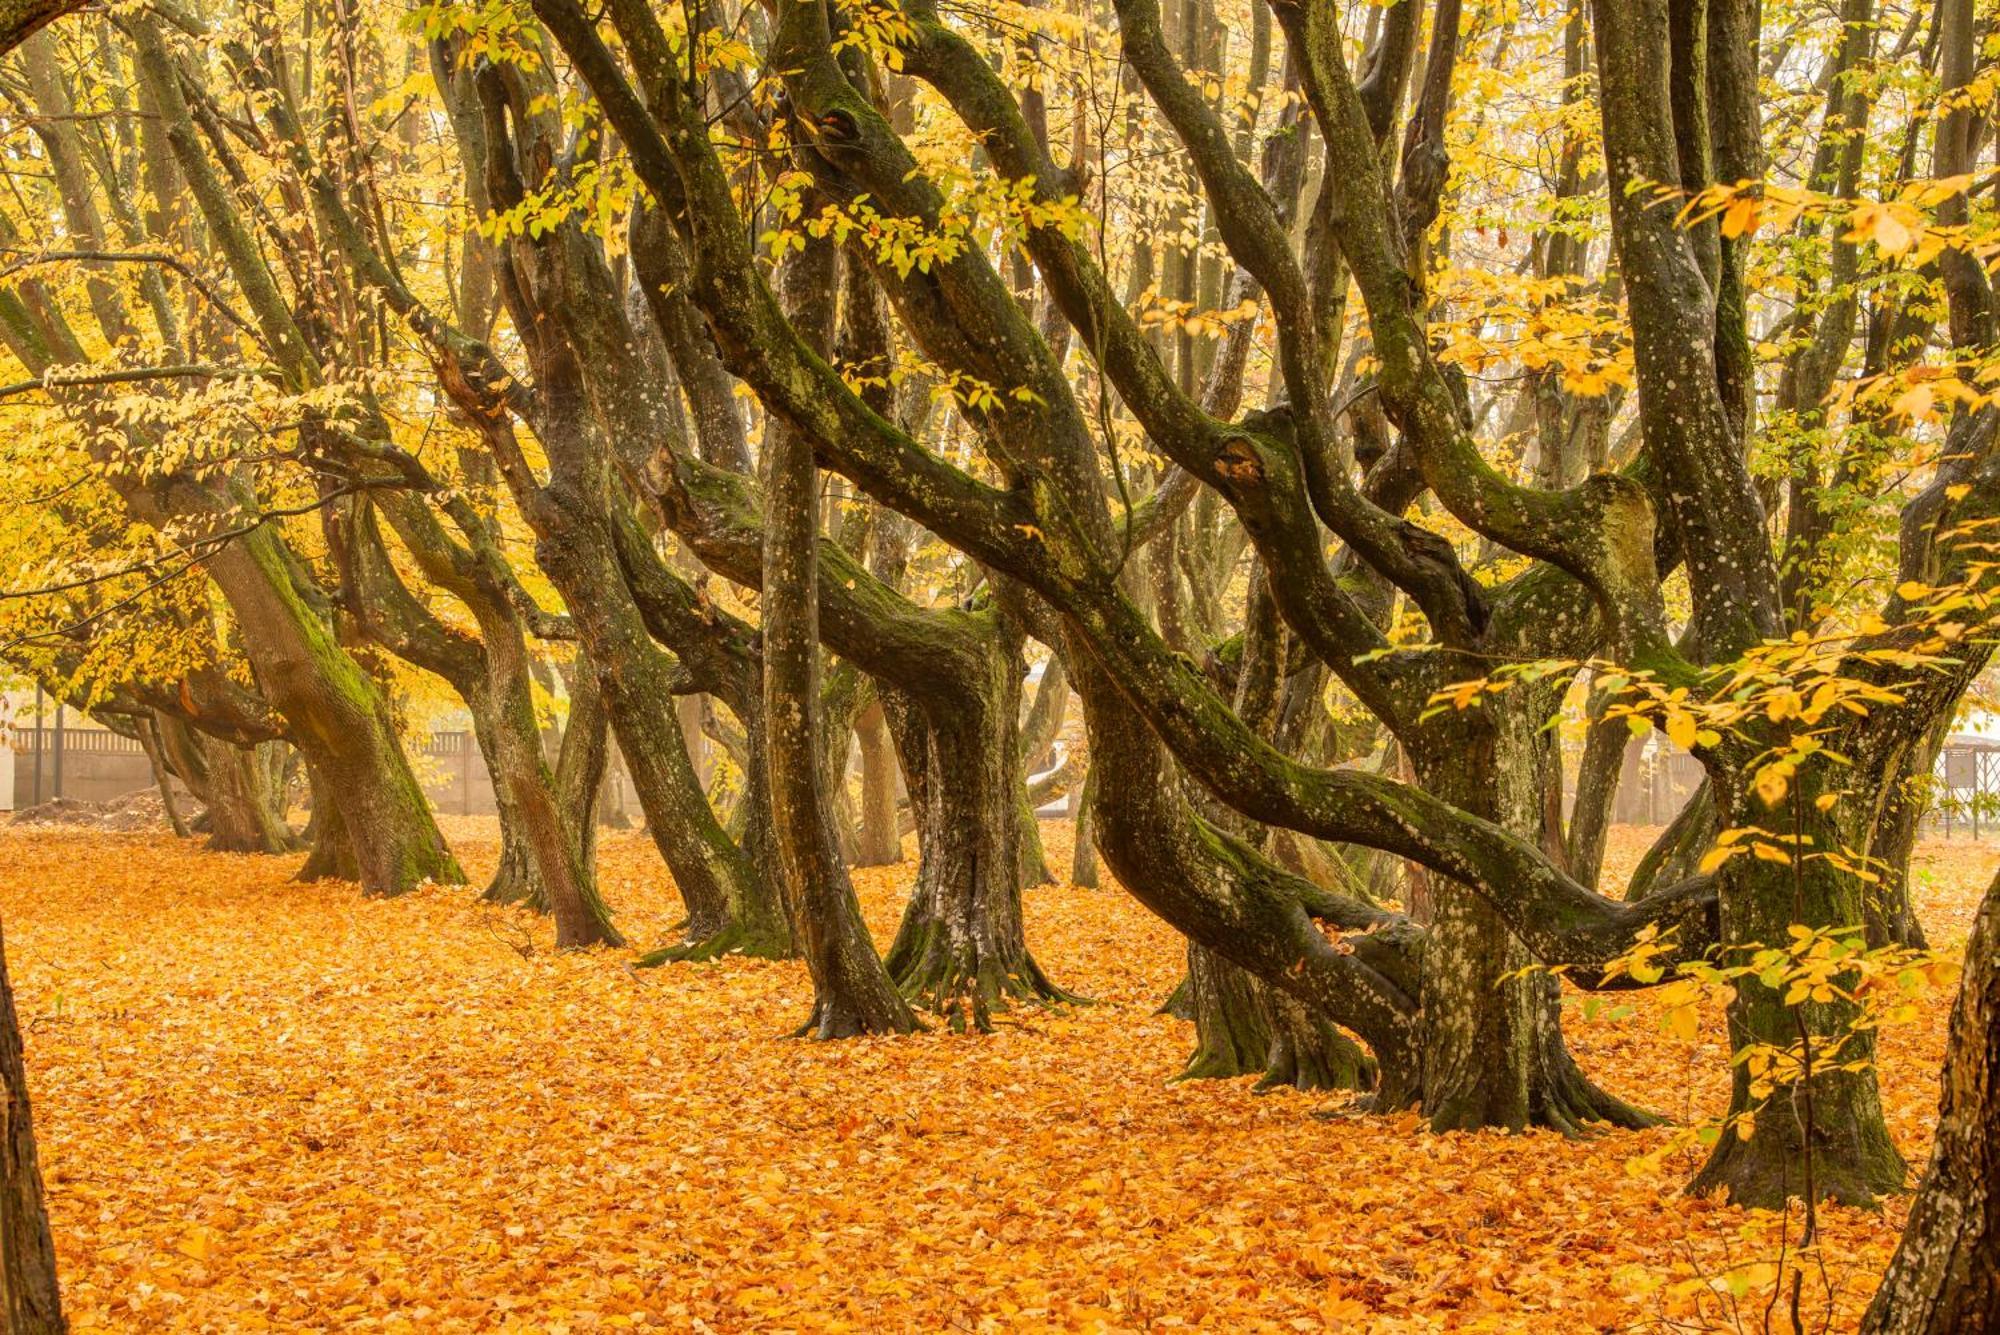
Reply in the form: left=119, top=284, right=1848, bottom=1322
left=1666, top=711, right=1698, bottom=751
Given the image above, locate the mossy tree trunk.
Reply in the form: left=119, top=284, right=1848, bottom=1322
left=1410, top=699, right=1651, bottom=1134
left=762, top=235, right=913, bottom=1038
left=1687, top=771, right=1905, bottom=1207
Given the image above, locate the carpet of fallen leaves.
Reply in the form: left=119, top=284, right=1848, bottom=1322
left=3, top=818, right=1989, bottom=1333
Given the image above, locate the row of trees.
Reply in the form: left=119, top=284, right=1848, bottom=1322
left=0, top=0, right=1994, bottom=1325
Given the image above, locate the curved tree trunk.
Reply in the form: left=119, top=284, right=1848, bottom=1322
left=538, top=509, right=788, bottom=961
left=1862, top=866, right=2000, bottom=1333
left=476, top=694, right=545, bottom=909
left=156, top=718, right=297, bottom=855
left=205, top=526, right=458, bottom=895
left=0, top=922, right=65, bottom=1334
left=297, top=763, right=360, bottom=883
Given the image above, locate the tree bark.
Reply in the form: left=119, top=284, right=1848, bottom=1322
left=1412, top=700, right=1652, bottom=1134
left=1863, top=866, right=2000, bottom=1333
left=853, top=700, right=903, bottom=866
left=0, top=922, right=64, bottom=1334
left=1178, top=942, right=1374, bottom=1092
left=763, top=240, right=914, bottom=1040
left=1688, top=779, right=1906, bottom=1207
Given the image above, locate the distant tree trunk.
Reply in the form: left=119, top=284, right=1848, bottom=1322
left=1565, top=700, right=1626, bottom=890
left=0, top=923, right=64, bottom=1334
left=137, top=715, right=191, bottom=839
left=1071, top=766, right=1100, bottom=888
left=1863, top=867, right=2000, bottom=1333
left=853, top=700, right=903, bottom=866
left=155, top=719, right=297, bottom=855
left=554, top=650, right=611, bottom=890
left=763, top=242, right=914, bottom=1040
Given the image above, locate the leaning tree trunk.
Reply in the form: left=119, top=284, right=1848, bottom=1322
left=1565, top=697, right=1628, bottom=890
left=297, top=763, right=360, bottom=883
left=155, top=719, right=297, bottom=855
left=478, top=640, right=622, bottom=950
left=1862, top=865, right=2000, bottom=1333
left=136, top=715, right=191, bottom=839
left=206, top=528, right=459, bottom=894
left=535, top=505, right=788, bottom=961
left=0, top=922, right=64, bottom=1334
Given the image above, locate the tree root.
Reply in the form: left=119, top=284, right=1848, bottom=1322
left=633, top=918, right=794, bottom=966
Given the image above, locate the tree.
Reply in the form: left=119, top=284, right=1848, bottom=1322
left=0, top=923, right=64, bottom=1333
left=1863, top=865, right=2000, bottom=1333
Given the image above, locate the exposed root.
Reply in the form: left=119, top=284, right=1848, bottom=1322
left=891, top=947, right=1086, bottom=1033
left=634, top=919, right=793, bottom=966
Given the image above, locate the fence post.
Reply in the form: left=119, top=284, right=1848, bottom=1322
left=51, top=704, right=63, bottom=801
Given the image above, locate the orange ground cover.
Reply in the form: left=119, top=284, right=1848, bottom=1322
left=4, top=821, right=1986, bottom=1331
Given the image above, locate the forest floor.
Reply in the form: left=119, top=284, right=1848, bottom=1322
left=3, top=820, right=1988, bottom=1333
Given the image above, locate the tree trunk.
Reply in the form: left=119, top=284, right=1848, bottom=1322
left=853, top=699, right=903, bottom=866
left=762, top=243, right=913, bottom=1039
left=297, top=763, right=361, bottom=883
left=1071, top=764, right=1100, bottom=889
left=1862, top=866, right=2000, bottom=1333
left=0, top=922, right=64, bottom=1334
left=479, top=651, right=622, bottom=949
left=156, top=719, right=298, bottom=855
left=1688, top=778, right=1906, bottom=1207
left=1412, top=702, right=1651, bottom=1134
left=473, top=705, right=544, bottom=909
left=136, top=715, right=191, bottom=839
left=883, top=663, right=1072, bottom=1028
left=1177, top=942, right=1374, bottom=1092
left=1566, top=698, right=1627, bottom=890
left=537, top=509, right=788, bottom=962
left=205, top=528, right=459, bottom=894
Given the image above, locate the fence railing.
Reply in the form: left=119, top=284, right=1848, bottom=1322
left=8, top=726, right=146, bottom=755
